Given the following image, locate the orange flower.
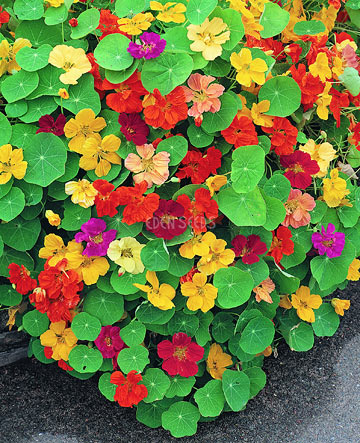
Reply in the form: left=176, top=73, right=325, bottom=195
left=142, top=87, right=188, bottom=130
left=253, top=278, right=275, bottom=303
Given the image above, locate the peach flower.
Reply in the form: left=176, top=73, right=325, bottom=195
left=124, top=143, right=170, bottom=188
left=253, top=277, right=275, bottom=304
left=182, top=73, right=225, bottom=123
left=282, top=188, right=316, bottom=228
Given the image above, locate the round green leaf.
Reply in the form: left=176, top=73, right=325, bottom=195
left=115, top=0, right=146, bottom=17
left=83, top=289, right=124, bottom=326
left=56, top=152, right=80, bottom=182
left=142, top=368, right=171, bottom=403
left=19, top=96, right=58, bottom=123
left=68, top=345, right=103, bottom=373
left=141, top=239, right=170, bottom=271
left=165, top=375, right=196, bottom=398
left=263, top=174, right=291, bottom=202
left=5, top=101, right=28, bottom=118
left=117, top=345, right=150, bottom=374
left=61, top=200, right=91, bottom=231
left=104, top=59, right=140, bottom=85
left=186, top=0, right=218, bottom=24
left=168, top=311, right=199, bottom=337
left=213, top=267, right=254, bottom=309
left=15, top=19, right=63, bottom=47
left=0, top=187, right=25, bottom=222
left=217, top=186, right=266, bottom=226
left=212, top=312, right=234, bottom=343
left=136, top=301, right=175, bottom=325
left=161, top=401, right=200, bottom=438
left=285, top=322, right=314, bottom=351
left=0, top=216, right=40, bottom=251
left=136, top=399, right=169, bottom=429
left=0, top=114, right=12, bottom=145
left=156, top=136, right=188, bottom=166
left=258, top=76, right=301, bottom=117
left=120, top=320, right=146, bottom=347
left=14, top=0, right=44, bottom=21
left=239, top=316, right=275, bottom=354
left=0, top=285, right=22, bottom=307
left=339, top=67, right=360, bottom=96
left=104, top=215, right=143, bottom=238
left=194, top=379, right=225, bottom=417
left=71, top=8, right=100, bottom=39
left=23, top=310, right=49, bottom=337
left=32, top=339, right=54, bottom=364
left=1, top=70, right=39, bottom=103
left=27, top=65, right=66, bottom=99
left=187, top=124, right=214, bottom=148
left=0, top=179, right=13, bottom=200
left=312, top=303, right=340, bottom=337
left=23, top=132, right=67, bottom=187
left=10, top=124, right=37, bottom=149
left=94, top=34, right=133, bottom=71
left=44, top=3, right=70, bottom=25
left=231, top=145, right=265, bottom=193
left=261, top=192, right=287, bottom=232
left=98, top=372, right=116, bottom=402
left=168, top=247, right=194, bottom=277
left=16, top=45, right=51, bottom=72
left=195, top=311, right=213, bottom=346
left=16, top=181, right=43, bottom=206
left=110, top=269, right=146, bottom=295
left=235, top=259, right=269, bottom=288
left=220, top=8, right=245, bottom=51
left=141, top=53, right=193, bottom=96
left=293, top=20, right=326, bottom=36
left=243, top=367, right=266, bottom=398
left=259, top=2, right=290, bottom=38
left=202, top=92, right=238, bottom=133
left=337, top=204, right=360, bottom=228
left=71, top=312, right=102, bottom=341
left=222, top=369, right=250, bottom=412
left=163, top=26, right=193, bottom=54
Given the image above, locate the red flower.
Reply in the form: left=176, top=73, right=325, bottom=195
left=118, top=113, right=149, bottom=145
left=116, top=180, right=160, bottom=225
left=110, top=370, right=148, bottom=407
left=102, top=71, right=147, bottom=114
left=146, top=199, right=187, bottom=240
left=329, top=88, right=349, bottom=128
left=97, top=9, right=131, bottom=40
left=281, top=151, right=320, bottom=189
left=180, top=266, right=199, bottom=284
left=93, top=179, right=121, bottom=217
left=246, top=36, right=285, bottom=61
left=31, top=259, right=83, bottom=323
left=8, top=263, right=37, bottom=295
left=267, top=226, right=294, bottom=264
left=36, top=114, right=66, bottom=137
left=157, top=332, right=204, bottom=377
left=44, top=347, right=73, bottom=371
left=231, top=234, right=268, bottom=265
left=290, top=64, right=324, bottom=110
left=177, top=187, right=218, bottom=234
left=176, top=146, right=222, bottom=184
left=262, top=117, right=298, bottom=156
left=87, top=53, right=105, bottom=98
left=0, top=6, right=10, bottom=24
left=142, top=87, right=188, bottom=130
left=221, top=116, right=258, bottom=148
left=285, top=43, right=303, bottom=64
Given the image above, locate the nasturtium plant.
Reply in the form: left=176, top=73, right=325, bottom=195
left=0, top=0, right=358, bottom=437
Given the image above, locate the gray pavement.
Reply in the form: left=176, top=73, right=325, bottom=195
left=0, top=281, right=359, bottom=443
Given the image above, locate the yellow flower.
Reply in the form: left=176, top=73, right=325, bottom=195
left=251, top=100, right=273, bottom=127
left=309, top=53, right=332, bottom=83
left=205, top=175, right=227, bottom=197
left=299, top=139, right=337, bottom=178
left=206, top=343, right=233, bottom=380
left=347, top=258, right=360, bottom=281
left=39, top=234, right=68, bottom=266
left=133, top=271, right=175, bottom=310
left=227, top=0, right=264, bottom=40
left=79, top=134, right=121, bottom=177
left=315, top=82, right=332, bottom=120
left=322, top=169, right=350, bottom=208
left=187, top=17, right=230, bottom=61
left=40, top=321, right=77, bottom=361
left=48, top=45, right=91, bottom=85
left=331, top=298, right=350, bottom=316
left=230, top=48, right=268, bottom=87
left=117, top=12, right=155, bottom=35
left=150, top=1, right=186, bottom=23
left=46, top=0, right=65, bottom=7
left=279, top=294, right=292, bottom=309
left=65, top=179, right=97, bottom=208
left=197, top=232, right=235, bottom=275
left=181, top=272, right=218, bottom=312
left=107, top=237, right=145, bottom=275
left=312, top=5, right=337, bottom=34
left=45, top=210, right=61, bottom=227
left=179, top=234, right=211, bottom=259
left=0, top=144, right=27, bottom=184
left=291, top=286, right=322, bottom=323
left=66, top=246, right=110, bottom=285
left=331, top=56, right=344, bottom=78
left=64, top=108, right=106, bottom=153
left=58, top=88, right=69, bottom=99
left=0, top=38, right=31, bottom=77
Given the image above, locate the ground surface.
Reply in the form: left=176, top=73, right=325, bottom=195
left=0, top=282, right=359, bottom=443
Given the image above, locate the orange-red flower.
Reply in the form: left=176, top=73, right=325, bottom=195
left=267, top=226, right=294, bottom=264
left=142, top=87, right=188, bottom=130
left=221, top=116, right=258, bottom=148
left=110, top=370, right=148, bottom=407
left=262, top=117, right=298, bottom=156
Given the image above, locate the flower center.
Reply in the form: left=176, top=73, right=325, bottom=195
left=285, top=200, right=298, bottom=214
left=121, top=248, right=133, bottom=258
left=90, top=233, right=103, bottom=244
left=105, top=336, right=112, bottom=347
left=63, top=61, right=75, bottom=71
left=173, top=346, right=187, bottom=361
left=142, top=158, right=155, bottom=172
left=322, top=239, right=334, bottom=248
left=290, top=163, right=304, bottom=174
left=161, top=213, right=176, bottom=225
left=80, top=124, right=90, bottom=136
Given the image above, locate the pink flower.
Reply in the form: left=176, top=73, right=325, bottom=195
left=182, top=73, right=224, bottom=124
left=124, top=143, right=170, bottom=188
left=282, top=188, right=316, bottom=228
left=94, top=325, right=126, bottom=359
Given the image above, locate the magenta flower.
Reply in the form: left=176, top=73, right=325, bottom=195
left=311, top=223, right=345, bottom=258
left=94, top=325, right=126, bottom=359
left=127, top=32, right=166, bottom=59
left=231, top=234, right=268, bottom=265
left=75, top=218, right=116, bottom=257
left=118, top=113, right=149, bottom=145
left=146, top=199, right=187, bottom=240
left=36, top=114, right=66, bottom=136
